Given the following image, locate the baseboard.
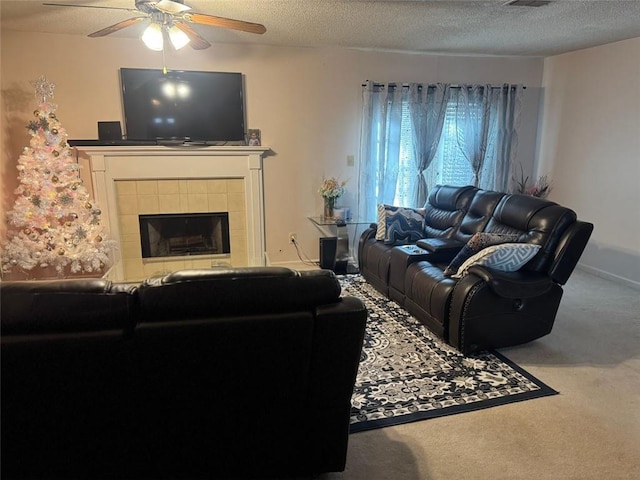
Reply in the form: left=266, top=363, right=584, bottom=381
left=577, top=263, right=640, bottom=290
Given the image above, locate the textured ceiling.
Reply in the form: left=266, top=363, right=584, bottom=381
left=2, top=0, right=640, bottom=57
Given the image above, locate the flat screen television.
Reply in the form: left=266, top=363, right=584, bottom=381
left=120, top=68, right=245, bottom=142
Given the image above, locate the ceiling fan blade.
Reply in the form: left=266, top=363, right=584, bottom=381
left=183, top=12, right=266, bottom=35
left=154, top=0, right=191, bottom=14
left=174, top=22, right=211, bottom=50
left=43, top=3, right=138, bottom=13
left=88, top=17, right=146, bottom=38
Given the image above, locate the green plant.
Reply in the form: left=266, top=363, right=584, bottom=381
left=511, top=164, right=552, bottom=199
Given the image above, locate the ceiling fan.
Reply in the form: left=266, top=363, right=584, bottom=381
left=43, top=0, right=267, bottom=51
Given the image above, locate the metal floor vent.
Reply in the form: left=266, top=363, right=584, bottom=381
left=506, top=0, right=551, bottom=6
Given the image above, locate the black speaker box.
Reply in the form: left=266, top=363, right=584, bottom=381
left=319, top=237, right=337, bottom=270
left=98, top=121, right=122, bottom=141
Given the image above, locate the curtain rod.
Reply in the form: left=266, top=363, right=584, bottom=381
left=362, top=82, right=526, bottom=90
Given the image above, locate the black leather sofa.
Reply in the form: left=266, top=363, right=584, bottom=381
left=1, top=267, right=367, bottom=479
left=359, top=185, right=593, bottom=355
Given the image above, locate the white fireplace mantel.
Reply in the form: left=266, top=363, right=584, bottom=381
left=79, top=145, right=270, bottom=281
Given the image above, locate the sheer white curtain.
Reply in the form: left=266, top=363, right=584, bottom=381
left=408, top=83, right=451, bottom=207
left=358, top=81, right=523, bottom=220
left=357, top=81, right=404, bottom=222
left=454, top=84, right=523, bottom=191
left=454, top=85, right=491, bottom=186
left=481, top=84, right=523, bottom=191
left=358, top=81, right=450, bottom=221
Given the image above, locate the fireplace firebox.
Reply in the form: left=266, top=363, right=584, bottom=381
left=139, top=213, right=230, bottom=259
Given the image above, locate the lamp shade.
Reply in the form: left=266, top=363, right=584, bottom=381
left=168, top=25, right=190, bottom=50
left=141, top=22, right=164, bottom=51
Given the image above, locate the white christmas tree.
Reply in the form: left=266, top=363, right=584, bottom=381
left=1, top=76, right=115, bottom=278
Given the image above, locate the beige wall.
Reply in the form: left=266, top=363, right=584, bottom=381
left=1, top=30, right=544, bottom=266
left=537, top=37, right=640, bottom=286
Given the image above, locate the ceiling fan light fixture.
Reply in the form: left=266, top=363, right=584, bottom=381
left=44, top=0, right=264, bottom=51
left=168, top=24, right=191, bottom=50
left=141, top=22, right=164, bottom=51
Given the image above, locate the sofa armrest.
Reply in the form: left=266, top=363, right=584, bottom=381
left=416, top=237, right=464, bottom=262
left=357, top=225, right=378, bottom=268
left=549, top=220, right=594, bottom=285
left=359, top=224, right=378, bottom=244
left=308, top=296, right=367, bottom=472
left=449, top=267, right=563, bottom=354
left=417, top=237, right=464, bottom=253
left=310, top=296, right=367, bottom=403
left=466, top=265, right=553, bottom=299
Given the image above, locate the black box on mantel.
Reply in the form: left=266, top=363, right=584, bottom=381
left=98, top=121, right=122, bottom=141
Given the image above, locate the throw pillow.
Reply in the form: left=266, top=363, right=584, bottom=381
left=443, top=232, right=520, bottom=276
left=376, top=203, right=426, bottom=244
left=375, top=204, right=390, bottom=241
left=451, top=243, right=541, bottom=279
left=383, top=206, right=426, bottom=245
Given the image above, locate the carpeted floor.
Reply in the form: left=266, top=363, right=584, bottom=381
left=313, top=269, right=640, bottom=480
left=340, top=275, right=557, bottom=433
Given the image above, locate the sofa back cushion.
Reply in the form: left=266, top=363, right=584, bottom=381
left=423, top=185, right=477, bottom=238
left=454, top=190, right=506, bottom=243
left=137, top=267, right=341, bottom=322
left=484, top=194, right=577, bottom=273
left=0, top=279, right=137, bottom=335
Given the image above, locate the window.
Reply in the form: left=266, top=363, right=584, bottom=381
left=424, top=101, right=476, bottom=191
left=394, top=102, right=416, bottom=206
left=358, top=83, right=522, bottom=221
left=394, top=98, right=475, bottom=206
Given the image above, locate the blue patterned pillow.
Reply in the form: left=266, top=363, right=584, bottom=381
left=383, top=206, right=426, bottom=245
left=444, top=232, right=520, bottom=276
left=375, top=204, right=390, bottom=241
left=451, top=243, right=541, bottom=278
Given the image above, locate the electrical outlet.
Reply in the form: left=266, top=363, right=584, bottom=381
left=347, top=154, right=355, bottom=167
left=289, top=232, right=297, bottom=244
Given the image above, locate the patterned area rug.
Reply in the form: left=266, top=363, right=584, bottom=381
left=339, top=275, right=557, bottom=433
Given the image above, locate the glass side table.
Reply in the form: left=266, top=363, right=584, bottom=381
left=307, top=216, right=374, bottom=274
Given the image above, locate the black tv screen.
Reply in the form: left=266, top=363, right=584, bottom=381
left=120, top=68, right=245, bottom=142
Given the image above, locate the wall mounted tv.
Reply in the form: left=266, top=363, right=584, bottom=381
left=120, top=68, right=245, bottom=143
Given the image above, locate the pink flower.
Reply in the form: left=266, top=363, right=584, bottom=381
left=319, top=177, right=347, bottom=199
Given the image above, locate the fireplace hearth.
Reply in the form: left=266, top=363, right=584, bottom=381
left=139, top=213, right=230, bottom=258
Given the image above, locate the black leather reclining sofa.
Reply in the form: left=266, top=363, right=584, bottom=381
left=358, top=185, right=593, bottom=355
left=1, top=267, right=367, bottom=479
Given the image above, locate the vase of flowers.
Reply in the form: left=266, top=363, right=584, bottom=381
left=323, top=196, right=336, bottom=219
left=511, top=164, right=552, bottom=199
left=319, top=177, right=346, bottom=219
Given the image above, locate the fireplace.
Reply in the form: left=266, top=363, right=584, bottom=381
left=80, top=145, right=268, bottom=281
left=139, top=213, right=231, bottom=259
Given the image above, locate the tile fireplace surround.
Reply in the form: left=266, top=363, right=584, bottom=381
left=79, top=146, right=269, bottom=282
